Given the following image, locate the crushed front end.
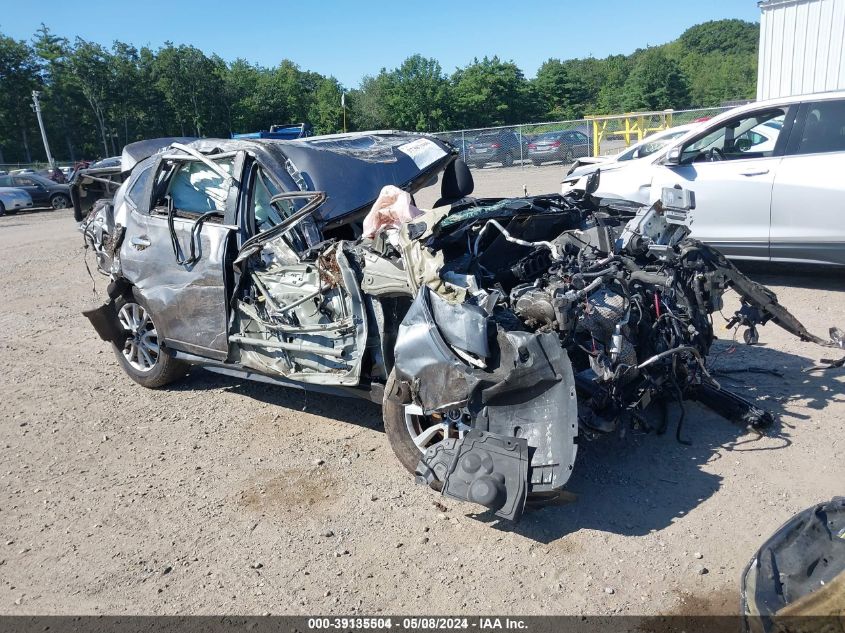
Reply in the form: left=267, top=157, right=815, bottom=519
left=379, top=184, right=843, bottom=521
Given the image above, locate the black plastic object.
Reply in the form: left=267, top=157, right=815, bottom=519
left=82, top=301, right=126, bottom=344
left=741, top=496, right=845, bottom=629
left=434, top=158, right=475, bottom=208
left=688, top=383, right=774, bottom=429
left=585, top=168, right=600, bottom=195
left=416, top=430, right=529, bottom=521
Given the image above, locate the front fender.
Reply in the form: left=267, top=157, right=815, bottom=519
left=392, top=286, right=578, bottom=496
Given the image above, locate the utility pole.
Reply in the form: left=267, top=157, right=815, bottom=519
left=31, top=90, right=55, bottom=169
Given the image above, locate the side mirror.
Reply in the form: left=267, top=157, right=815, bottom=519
left=664, top=146, right=681, bottom=166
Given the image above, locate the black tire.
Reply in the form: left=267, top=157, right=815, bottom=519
left=383, top=370, right=423, bottom=476
left=50, top=193, right=71, bottom=209
left=502, top=153, right=514, bottom=167
left=0, top=201, right=5, bottom=217
left=382, top=372, right=446, bottom=492
left=531, top=159, right=542, bottom=166
left=112, top=290, right=188, bottom=389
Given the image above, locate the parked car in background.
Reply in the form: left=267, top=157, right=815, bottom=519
left=0, top=173, right=72, bottom=209
left=0, top=187, right=33, bottom=216
left=527, top=130, right=592, bottom=165
left=566, top=123, right=700, bottom=176
left=562, top=91, right=845, bottom=266
left=467, top=129, right=528, bottom=167
left=444, top=134, right=474, bottom=162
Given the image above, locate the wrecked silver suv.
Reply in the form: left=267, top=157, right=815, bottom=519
left=80, top=133, right=842, bottom=522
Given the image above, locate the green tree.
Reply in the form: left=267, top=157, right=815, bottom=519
left=153, top=43, right=223, bottom=137
left=594, top=54, right=633, bottom=114
left=0, top=33, right=40, bottom=163
left=110, top=41, right=142, bottom=148
left=622, top=48, right=690, bottom=111
left=679, top=19, right=759, bottom=56
left=219, top=58, right=263, bottom=135
left=66, top=38, right=116, bottom=155
left=534, top=58, right=592, bottom=119
left=348, top=72, right=392, bottom=131
left=308, top=76, right=343, bottom=134
left=451, top=56, right=529, bottom=127
left=384, top=55, right=449, bottom=131
left=32, top=25, right=86, bottom=160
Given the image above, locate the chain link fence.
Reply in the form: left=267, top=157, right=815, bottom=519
left=4, top=107, right=731, bottom=175
left=432, top=107, right=731, bottom=169
left=1, top=161, right=75, bottom=176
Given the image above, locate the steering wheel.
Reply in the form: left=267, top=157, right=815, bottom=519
left=707, top=147, right=726, bottom=162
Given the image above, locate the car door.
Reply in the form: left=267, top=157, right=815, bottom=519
left=231, top=160, right=367, bottom=386
left=645, top=106, right=795, bottom=261
left=13, top=176, right=48, bottom=204
left=769, top=98, right=845, bottom=266
left=119, top=148, right=245, bottom=360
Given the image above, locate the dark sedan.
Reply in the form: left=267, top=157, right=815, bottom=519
left=0, top=173, right=72, bottom=209
left=467, top=129, right=528, bottom=167
left=527, top=130, right=592, bottom=165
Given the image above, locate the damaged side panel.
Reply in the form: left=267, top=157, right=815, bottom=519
left=394, top=287, right=578, bottom=518
left=119, top=210, right=235, bottom=359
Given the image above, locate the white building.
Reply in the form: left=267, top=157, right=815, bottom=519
left=757, top=0, right=845, bottom=100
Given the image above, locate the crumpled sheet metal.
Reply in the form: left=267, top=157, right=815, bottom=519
left=394, top=286, right=578, bottom=493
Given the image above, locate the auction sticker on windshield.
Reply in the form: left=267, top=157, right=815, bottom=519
left=398, top=138, right=447, bottom=169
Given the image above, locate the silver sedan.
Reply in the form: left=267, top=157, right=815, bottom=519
left=0, top=187, right=33, bottom=216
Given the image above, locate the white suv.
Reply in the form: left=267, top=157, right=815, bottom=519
left=562, top=91, right=845, bottom=266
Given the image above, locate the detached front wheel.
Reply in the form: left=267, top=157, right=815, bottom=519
left=113, top=293, right=187, bottom=388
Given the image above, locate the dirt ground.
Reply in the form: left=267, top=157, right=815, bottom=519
left=1, top=163, right=843, bottom=616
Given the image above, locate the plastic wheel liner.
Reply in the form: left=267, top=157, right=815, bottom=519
left=392, top=285, right=578, bottom=521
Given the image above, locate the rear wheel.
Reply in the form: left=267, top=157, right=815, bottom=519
left=502, top=153, right=514, bottom=167
left=112, top=292, right=187, bottom=388
left=50, top=193, right=71, bottom=209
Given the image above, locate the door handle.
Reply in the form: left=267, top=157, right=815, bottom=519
left=130, top=236, right=151, bottom=250
left=740, top=169, right=769, bottom=176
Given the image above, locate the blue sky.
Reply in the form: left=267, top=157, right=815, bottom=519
left=1, top=0, right=760, bottom=87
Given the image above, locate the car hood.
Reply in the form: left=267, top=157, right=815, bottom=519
left=565, top=160, right=627, bottom=180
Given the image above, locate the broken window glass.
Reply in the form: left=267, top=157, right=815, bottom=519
left=167, top=158, right=234, bottom=213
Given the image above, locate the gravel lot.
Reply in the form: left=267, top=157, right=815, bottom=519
left=1, top=164, right=843, bottom=616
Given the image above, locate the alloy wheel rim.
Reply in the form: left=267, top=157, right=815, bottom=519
left=117, top=303, right=159, bottom=372
left=403, top=404, right=469, bottom=454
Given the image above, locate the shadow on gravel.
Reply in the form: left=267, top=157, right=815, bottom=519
left=171, top=367, right=384, bottom=431
left=473, top=341, right=843, bottom=543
